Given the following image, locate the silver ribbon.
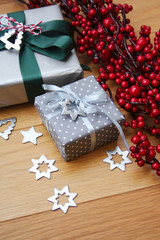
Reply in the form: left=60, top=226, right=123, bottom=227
left=43, top=84, right=129, bottom=151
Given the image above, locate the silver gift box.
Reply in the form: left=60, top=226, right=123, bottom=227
left=0, top=5, right=83, bottom=107
left=35, top=75, right=125, bottom=161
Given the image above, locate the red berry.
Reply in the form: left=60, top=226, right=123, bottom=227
left=124, top=122, right=130, bottom=127
left=87, top=50, right=94, bottom=57
left=136, top=131, right=142, bottom=137
left=129, top=85, right=141, bottom=97
left=131, top=122, right=137, bottom=129
left=121, top=81, right=128, bottom=88
left=125, top=25, right=133, bottom=32
left=137, top=121, right=145, bottom=128
left=100, top=7, right=108, bottom=15
left=100, top=73, right=106, bottom=80
left=145, top=53, right=153, bottom=61
left=124, top=103, right=132, bottom=111
left=142, top=79, right=150, bottom=86
left=151, top=129, right=157, bottom=135
left=103, top=18, right=113, bottom=28
left=131, top=135, right=139, bottom=144
left=118, top=98, right=125, bottom=106
left=156, top=145, right=160, bottom=153
left=137, top=37, right=147, bottom=47
left=110, top=25, right=115, bottom=32
left=139, top=148, right=147, bottom=156
left=109, top=73, right=116, bottom=80
left=101, top=83, right=108, bottom=90
left=106, top=64, right=114, bottom=72
left=130, top=146, right=136, bottom=152
left=151, top=80, right=159, bottom=88
left=131, top=153, right=135, bottom=158
left=135, top=153, right=141, bottom=160
left=137, top=160, right=145, bottom=167
left=92, top=29, right=98, bottom=38
left=148, top=146, right=154, bottom=151
left=94, top=0, right=102, bottom=3
left=78, top=46, right=85, bottom=53
left=151, top=109, right=160, bottom=117
left=108, top=43, right=115, bottom=51
left=137, top=116, right=144, bottom=122
left=155, top=93, right=160, bottom=102
left=151, top=162, right=160, bottom=170
left=149, top=150, right=156, bottom=158
left=135, top=44, right=142, bottom=52
left=88, top=8, right=97, bottom=16
left=139, top=135, right=147, bottom=141
left=137, top=55, right=145, bottom=63
left=115, top=78, right=121, bottom=84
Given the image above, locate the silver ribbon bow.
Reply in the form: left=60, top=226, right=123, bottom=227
left=43, top=84, right=129, bottom=151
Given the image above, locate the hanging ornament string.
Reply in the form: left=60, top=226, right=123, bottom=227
left=0, top=16, right=42, bottom=35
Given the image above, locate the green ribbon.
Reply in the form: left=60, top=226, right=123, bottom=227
left=0, top=10, right=74, bottom=102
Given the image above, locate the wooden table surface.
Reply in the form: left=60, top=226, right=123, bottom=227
left=0, top=1, right=160, bottom=239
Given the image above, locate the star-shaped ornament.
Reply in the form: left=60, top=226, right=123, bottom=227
left=0, top=117, right=16, bottom=140
left=48, top=185, right=78, bottom=214
left=103, top=146, right=132, bottom=171
left=59, top=99, right=86, bottom=120
left=29, top=154, right=58, bottom=180
left=20, top=126, right=43, bottom=145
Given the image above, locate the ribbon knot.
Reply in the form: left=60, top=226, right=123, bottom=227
left=58, top=97, right=98, bottom=121
left=43, top=84, right=104, bottom=120
left=0, top=16, right=42, bottom=35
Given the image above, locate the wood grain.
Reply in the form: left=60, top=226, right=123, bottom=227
left=0, top=1, right=160, bottom=239
left=1, top=185, right=160, bottom=240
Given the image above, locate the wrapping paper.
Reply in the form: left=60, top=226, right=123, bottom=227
left=0, top=5, right=83, bottom=108
left=35, top=75, right=125, bottom=161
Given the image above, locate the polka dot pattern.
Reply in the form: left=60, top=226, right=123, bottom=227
left=35, top=75, right=125, bottom=161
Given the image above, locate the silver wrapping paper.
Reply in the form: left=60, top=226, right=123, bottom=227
left=35, top=75, right=125, bottom=161
left=0, top=5, right=83, bottom=108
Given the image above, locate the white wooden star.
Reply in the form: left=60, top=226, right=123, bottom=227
left=48, top=185, right=78, bottom=213
left=59, top=99, right=86, bottom=120
left=103, top=146, right=132, bottom=171
left=20, top=126, right=43, bottom=145
left=29, top=154, right=58, bottom=180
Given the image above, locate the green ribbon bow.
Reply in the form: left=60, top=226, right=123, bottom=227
left=0, top=10, right=74, bottom=102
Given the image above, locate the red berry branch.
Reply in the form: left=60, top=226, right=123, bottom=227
left=130, top=131, right=160, bottom=176
left=18, top=0, right=53, bottom=8
left=18, top=0, right=160, bottom=175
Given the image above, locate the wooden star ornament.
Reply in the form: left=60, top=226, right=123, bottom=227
left=103, top=146, right=132, bottom=171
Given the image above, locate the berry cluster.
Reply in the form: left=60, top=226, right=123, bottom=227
left=53, top=0, right=160, bottom=137
left=19, top=0, right=53, bottom=8
left=19, top=0, right=160, bottom=174
left=130, top=131, right=160, bottom=176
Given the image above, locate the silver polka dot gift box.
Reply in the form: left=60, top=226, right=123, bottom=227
left=35, top=75, right=125, bottom=161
